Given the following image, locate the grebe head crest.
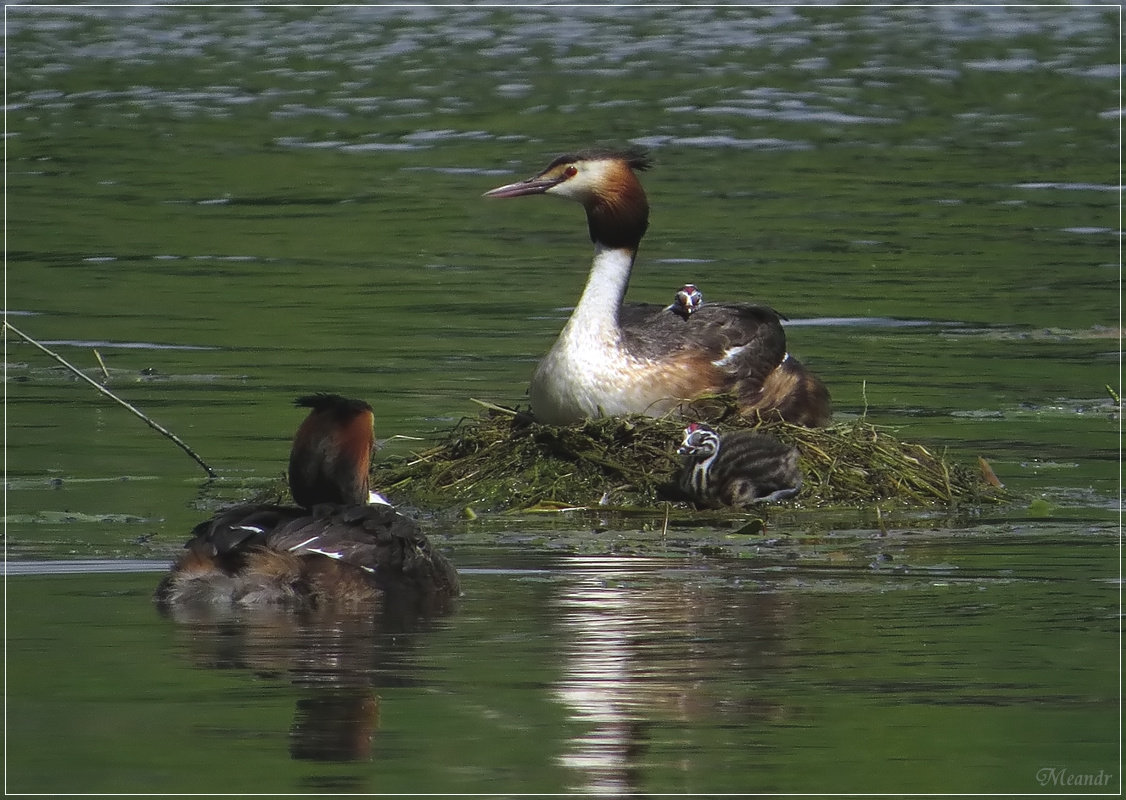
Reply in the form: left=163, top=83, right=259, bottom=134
left=484, top=147, right=652, bottom=249
left=483, top=147, right=651, bottom=198
left=288, top=393, right=375, bottom=508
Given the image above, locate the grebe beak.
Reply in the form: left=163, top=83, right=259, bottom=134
left=483, top=175, right=564, bottom=199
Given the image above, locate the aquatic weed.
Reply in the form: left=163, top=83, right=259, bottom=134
left=370, top=399, right=1006, bottom=512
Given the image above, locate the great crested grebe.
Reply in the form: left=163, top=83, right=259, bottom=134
left=676, top=422, right=803, bottom=508
left=669, top=284, right=703, bottom=319
left=484, top=148, right=831, bottom=427
left=153, top=393, right=459, bottom=609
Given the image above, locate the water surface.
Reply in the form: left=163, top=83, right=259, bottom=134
left=5, top=5, right=1120, bottom=795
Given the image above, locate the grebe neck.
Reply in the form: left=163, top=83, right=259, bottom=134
left=288, top=393, right=374, bottom=508
left=563, top=244, right=636, bottom=340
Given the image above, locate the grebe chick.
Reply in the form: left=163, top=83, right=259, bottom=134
left=668, top=284, right=703, bottom=319
left=484, top=148, right=830, bottom=427
left=676, top=422, right=803, bottom=508
left=154, top=394, right=459, bottom=609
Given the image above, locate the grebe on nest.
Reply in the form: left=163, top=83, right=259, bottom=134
left=154, top=394, right=459, bottom=609
left=484, top=148, right=830, bottom=427
left=676, top=422, right=803, bottom=508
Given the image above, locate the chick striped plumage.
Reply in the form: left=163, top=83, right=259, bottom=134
left=676, top=423, right=803, bottom=508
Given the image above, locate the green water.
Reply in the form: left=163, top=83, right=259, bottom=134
left=4, top=5, right=1120, bottom=796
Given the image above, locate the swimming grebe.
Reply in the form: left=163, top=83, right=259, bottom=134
left=484, top=148, right=831, bottom=427
left=153, top=393, right=459, bottom=609
left=669, top=284, right=703, bottom=319
left=676, top=422, right=803, bottom=508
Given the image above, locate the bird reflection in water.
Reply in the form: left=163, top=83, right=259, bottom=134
left=160, top=600, right=453, bottom=770
left=551, top=556, right=790, bottom=794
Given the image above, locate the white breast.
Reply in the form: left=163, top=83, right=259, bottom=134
left=528, top=245, right=686, bottom=424
left=530, top=334, right=660, bottom=424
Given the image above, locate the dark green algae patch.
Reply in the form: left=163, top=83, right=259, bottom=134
left=367, top=400, right=1007, bottom=516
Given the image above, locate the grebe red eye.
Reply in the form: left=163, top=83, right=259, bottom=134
left=563, top=165, right=578, bottom=178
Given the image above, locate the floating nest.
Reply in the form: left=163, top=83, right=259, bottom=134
left=372, top=398, right=1006, bottom=513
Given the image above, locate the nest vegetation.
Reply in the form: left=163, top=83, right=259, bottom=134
left=371, top=398, right=1006, bottom=513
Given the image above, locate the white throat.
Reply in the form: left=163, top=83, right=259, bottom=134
left=565, top=244, right=634, bottom=339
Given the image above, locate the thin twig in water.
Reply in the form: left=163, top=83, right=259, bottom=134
left=469, top=397, right=518, bottom=416
left=92, top=349, right=110, bottom=383
left=6, top=322, right=217, bottom=478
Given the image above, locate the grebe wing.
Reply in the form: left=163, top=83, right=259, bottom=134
left=619, top=301, right=789, bottom=381
left=267, top=504, right=460, bottom=594
left=182, top=504, right=300, bottom=557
